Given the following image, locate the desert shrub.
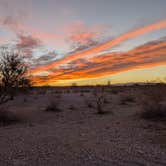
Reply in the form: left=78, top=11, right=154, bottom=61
left=45, top=101, right=61, bottom=112
left=111, top=89, right=119, bottom=95
left=23, top=98, right=27, bottom=102
left=83, top=87, right=112, bottom=114
left=141, top=103, right=166, bottom=120
left=92, top=87, right=109, bottom=114
left=33, top=95, right=38, bottom=99
left=38, top=89, right=47, bottom=95
left=0, top=107, right=20, bottom=125
left=55, top=94, right=62, bottom=98
left=80, top=93, right=84, bottom=97
left=69, top=105, right=75, bottom=110
left=84, top=97, right=94, bottom=108
left=66, top=89, right=71, bottom=93
left=87, top=102, right=93, bottom=108
left=140, top=87, right=166, bottom=121
left=54, top=90, right=62, bottom=94
left=120, top=95, right=135, bottom=105
left=103, top=98, right=109, bottom=104
left=45, top=95, right=61, bottom=112
left=80, top=89, right=91, bottom=93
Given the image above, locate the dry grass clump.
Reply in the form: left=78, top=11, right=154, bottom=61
left=80, top=93, right=84, bottom=97
left=0, top=107, right=20, bottom=125
left=23, top=98, right=27, bottom=103
left=45, top=95, right=61, bottom=112
left=38, top=89, right=47, bottom=95
left=120, top=95, right=135, bottom=105
left=69, top=105, right=75, bottom=110
left=140, top=87, right=166, bottom=121
left=111, top=89, right=119, bottom=95
left=84, top=97, right=94, bottom=108
left=141, top=104, right=165, bottom=120
left=45, top=101, right=61, bottom=112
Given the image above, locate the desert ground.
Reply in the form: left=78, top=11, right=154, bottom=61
left=0, top=84, right=166, bottom=166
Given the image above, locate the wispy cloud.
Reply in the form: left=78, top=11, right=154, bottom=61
left=31, top=37, right=166, bottom=85
left=31, top=51, right=58, bottom=68
left=16, top=34, right=42, bottom=55
left=29, top=19, right=166, bottom=75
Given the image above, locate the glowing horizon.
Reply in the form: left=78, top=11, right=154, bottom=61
left=0, top=0, right=166, bottom=86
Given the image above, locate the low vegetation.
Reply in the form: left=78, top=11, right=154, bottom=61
left=0, top=107, right=20, bottom=125
left=45, top=94, right=62, bottom=112
left=141, top=103, right=166, bottom=120
left=120, top=95, right=135, bottom=105
left=69, top=105, right=75, bottom=110
left=140, top=86, right=166, bottom=121
left=92, top=87, right=109, bottom=114
left=45, top=101, right=61, bottom=112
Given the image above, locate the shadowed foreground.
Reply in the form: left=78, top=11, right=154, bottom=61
left=0, top=85, right=166, bottom=166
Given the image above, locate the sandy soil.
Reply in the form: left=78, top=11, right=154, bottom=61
left=0, top=85, right=166, bottom=166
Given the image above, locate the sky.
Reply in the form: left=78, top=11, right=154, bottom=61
left=0, top=0, right=166, bottom=86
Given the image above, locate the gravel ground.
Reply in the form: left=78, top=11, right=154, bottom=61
left=0, top=87, right=166, bottom=166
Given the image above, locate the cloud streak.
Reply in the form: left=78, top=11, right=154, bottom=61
left=31, top=37, right=166, bottom=86
left=29, top=19, right=166, bottom=75
left=16, top=34, right=42, bottom=55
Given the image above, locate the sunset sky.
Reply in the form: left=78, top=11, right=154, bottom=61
left=0, top=0, right=166, bottom=86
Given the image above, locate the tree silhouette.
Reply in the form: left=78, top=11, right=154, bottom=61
left=0, top=48, right=30, bottom=104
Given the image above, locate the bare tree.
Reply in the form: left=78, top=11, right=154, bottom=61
left=0, top=48, right=30, bottom=104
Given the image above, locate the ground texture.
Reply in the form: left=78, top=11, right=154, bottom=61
left=0, top=86, right=166, bottom=166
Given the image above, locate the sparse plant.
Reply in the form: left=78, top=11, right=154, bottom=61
left=103, top=98, right=109, bottom=104
left=120, top=95, right=135, bottom=105
left=140, top=87, right=166, bottom=120
left=141, top=103, right=165, bottom=120
left=69, top=105, right=75, bottom=110
left=55, top=94, right=62, bottom=98
left=87, top=102, right=93, bottom=108
left=92, top=87, right=109, bottom=114
left=80, top=93, right=84, bottom=97
left=23, top=98, right=27, bottom=102
left=84, top=97, right=94, bottom=108
left=111, top=89, right=119, bottom=95
left=45, top=95, right=61, bottom=112
left=45, top=101, right=61, bottom=112
left=0, top=107, right=20, bottom=125
left=38, top=89, right=47, bottom=95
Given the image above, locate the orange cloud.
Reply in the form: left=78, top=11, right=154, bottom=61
left=66, top=21, right=108, bottom=47
left=31, top=38, right=166, bottom=86
left=69, top=31, right=96, bottom=45
left=29, top=19, right=166, bottom=75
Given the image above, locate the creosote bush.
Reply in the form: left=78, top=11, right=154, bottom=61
left=92, top=87, right=109, bottom=114
left=0, top=107, right=20, bottom=125
left=45, top=95, right=61, bottom=112
left=141, top=103, right=166, bottom=120
left=45, top=101, right=61, bottom=112
left=140, top=86, right=166, bottom=120
left=84, top=86, right=111, bottom=114
left=84, top=98, right=94, bottom=108
left=69, top=105, right=75, bottom=110
left=120, top=95, right=135, bottom=105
